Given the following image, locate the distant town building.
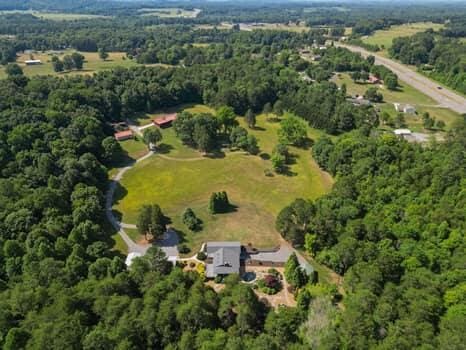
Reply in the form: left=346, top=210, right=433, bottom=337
left=24, top=60, right=42, bottom=65
left=153, top=113, right=177, bottom=128
left=347, top=95, right=371, bottom=106
left=114, top=130, right=134, bottom=141
left=394, top=103, right=416, bottom=114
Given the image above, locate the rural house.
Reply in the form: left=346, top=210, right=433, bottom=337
left=394, top=103, right=416, bottom=114
left=205, top=241, right=241, bottom=278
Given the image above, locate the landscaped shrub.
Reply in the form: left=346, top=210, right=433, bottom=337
left=182, top=208, right=202, bottom=231
left=257, top=274, right=282, bottom=294
left=197, top=251, right=207, bottom=261
left=178, top=244, right=191, bottom=254
left=214, top=275, right=223, bottom=283
left=189, top=262, right=196, bottom=268
left=196, top=263, right=206, bottom=280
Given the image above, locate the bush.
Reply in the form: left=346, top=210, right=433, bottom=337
left=189, top=262, right=196, bottom=268
left=178, top=244, right=191, bottom=254
left=182, top=208, right=202, bottom=231
left=209, top=191, right=230, bottom=214
left=214, top=275, right=223, bottom=283
left=197, top=251, right=207, bottom=261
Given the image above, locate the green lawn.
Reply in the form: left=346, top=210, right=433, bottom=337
left=332, top=73, right=461, bottom=132
left=362, top=22, right=444, bottom=54
left=0, top=50, right=138, bottom=79
left=113, top=113, right=333, bottom=253
left=108, top=136, right=148, bottom=179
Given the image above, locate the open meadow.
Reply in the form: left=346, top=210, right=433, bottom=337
left=0, top=50, right=139, bottom=79
left=138, top=8, right=201, bottom=18
left=362, top=22, right=445, bottom=53
left=0, top=10, right=109, bottom=20
left=113, top=108, right=333, bottom=253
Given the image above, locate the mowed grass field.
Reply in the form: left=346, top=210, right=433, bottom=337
left=362, top=22, right=444, bottom=52
left=138, top=8, right=201, bottom=18
left=332, top=73, right=462, bottom=131
left=0, top=50, right=139, bottom=79
left=0, top=10, right=109, bottom=20
left=113, top=110, right=333, bottom=252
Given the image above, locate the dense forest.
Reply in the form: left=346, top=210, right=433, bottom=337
left=276, top=124, right=466, bottom=349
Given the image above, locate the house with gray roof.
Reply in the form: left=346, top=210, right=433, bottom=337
left=205, top=241, right=241, bottom=278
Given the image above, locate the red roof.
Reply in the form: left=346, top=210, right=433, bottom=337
left=153, top=113, right=177, bottom=126
left=114, top=130, right=133, bottom=140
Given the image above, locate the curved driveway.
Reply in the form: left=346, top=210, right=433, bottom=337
left=337, top=44, right=466, bottom=114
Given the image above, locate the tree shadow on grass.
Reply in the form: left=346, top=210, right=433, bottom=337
left=157, top=143, right=174, bottom=154
left=205, top=149, right=226, bottom=159
left=252, top=126, right=266, bottom=131
left=298, top=137, right=314, bottom=150
left=260, top=152, right=270, bottom=160
left=112, top=182, right=128, bottom=205
left=216, top=203, right=239, bottom=214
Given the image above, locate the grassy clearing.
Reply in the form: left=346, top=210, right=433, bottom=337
left=113, top=113, right=333, bottom=252
left=138, top=8, right=200, bottom=18
left=0, top=10, right=108, bottom=20
left=120, top=136, right=149, bottom=160
left=196, top=22, right=310, bottom=33
left=362, top=22, right=444, bottom=52
left=0, top=50, right=138, bottom=79
left=133, top=104, right=216, bottom=126
left=333, top=72, right=436, bottom=105
left=332, top=73, right=461, bottom=132
left=107, top=136, right=148, bottom=179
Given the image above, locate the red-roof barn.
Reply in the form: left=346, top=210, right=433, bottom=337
left=114, top=130, right=133, bottom=141
left=153, top=113, right=177, bottom=128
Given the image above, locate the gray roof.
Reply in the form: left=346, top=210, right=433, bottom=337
left=205, top=242, right=241, bottom=277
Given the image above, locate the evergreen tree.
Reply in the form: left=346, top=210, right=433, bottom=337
left=245, top=109, right=256, bottom=129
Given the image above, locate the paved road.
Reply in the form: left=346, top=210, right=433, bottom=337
left=337, top=44, right=466, bottom=114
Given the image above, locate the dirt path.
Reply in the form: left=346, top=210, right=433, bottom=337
left=337, top=43, right=466, bottom=114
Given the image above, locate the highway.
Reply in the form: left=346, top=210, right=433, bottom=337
left=337, top=44, right=466, bottom=114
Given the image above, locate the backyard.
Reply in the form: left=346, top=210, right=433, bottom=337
left=112, top=109, right=333, bottom=253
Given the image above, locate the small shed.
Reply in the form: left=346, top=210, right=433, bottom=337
left=25, top=59, right=42, bottom=65
left=114, top=130, right=133, bottom=141
left=394, top=129, right=412, bottom=136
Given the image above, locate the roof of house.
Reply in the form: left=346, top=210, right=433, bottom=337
left=205, top=241, right=241, bottom=277
left=114, top=130, right=133, bottom=139
left=25, top=59, right=41, bottom=64
left=153, top=113, right=177, bottom=126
